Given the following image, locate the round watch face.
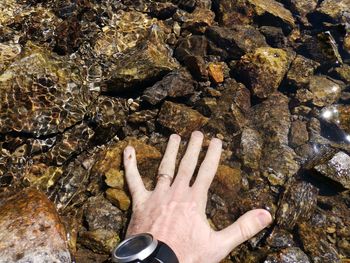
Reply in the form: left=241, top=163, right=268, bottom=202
left=117, top=235, right=152, bottom=257
left=112, top=233, right=158, bottom=263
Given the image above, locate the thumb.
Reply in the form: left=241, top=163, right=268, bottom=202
left=216, top=209, right=272, bottom=253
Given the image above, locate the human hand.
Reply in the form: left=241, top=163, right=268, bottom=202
left=123, top=131, right=272, bottom=263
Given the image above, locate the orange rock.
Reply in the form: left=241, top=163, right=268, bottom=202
left=106, top=188, right=131, bottom=211
left=208, top=63, right=224, bottom=84
left=91, top=138, right=162, bottom=189
left=211, top=165, right=242, bottom=201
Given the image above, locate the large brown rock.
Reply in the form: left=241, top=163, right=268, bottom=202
left=287, top=55, right=320, bottom=88
left=0, top=188, right=71, bottom=262
left=206, top=25, right=268, bottom=59
left=236, top=48, right=294, bottom=98
left=250, top=92, right=291, bottom=145
left=210, top=165, right=242, bottom=202
left=212, top=0, right=254, bottom=26
left=308, top=76, right=342, bottom=107
left=317, top=0, right=350, bottom=22
left=205, top=79, right=251, bottom=138
left=298, top=222, right=341, bottom=263
left=249, top=92, right=300, bottom=185
left=79, top=195, right=123, bottom=253
left=104, top=26, right=179, bottom=92
left=276, top=181, right=318, bottom=229
left=157, top=101, right=209, bottom=137
left=247, top=0, right=296, bottom=28
left=260, top=144, right=300, bottom=186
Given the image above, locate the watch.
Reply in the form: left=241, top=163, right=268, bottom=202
left=112, top=233, right=179, bottom=263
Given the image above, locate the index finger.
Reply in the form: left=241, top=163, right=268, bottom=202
left=123, top=146, right=147, bottom=205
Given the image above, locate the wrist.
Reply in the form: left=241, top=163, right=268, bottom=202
left=112, top=233, right=179, bottom=263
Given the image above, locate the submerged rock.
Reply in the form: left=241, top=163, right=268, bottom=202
left=236, top=48, right=294, bottom=98
left=240, top=127, right=263, bottom=170
left=308, top=76, right=342, bottom=107
left=261, top=144, right=300, bottom=186
left=250, top=92, right=291, bottom=145
left=315, top=151, right=350, bottom=189
left=142, top=69, right=195, bottom=105
left=0, top=43, right=22, bottom=73
left=182, top=7, right=215, bottom=33
left=210, top=165, right=242, bottom=202
left=206, top=25, right=268, bottom=59
left=0, top=189, right=71, bottom=263
left=104, top=26, right=179, bottom=92
left=86, top=96, right=128, bottom=145
left=332, top=64, right=350, bottom=83
left=276, top=181, right=318, bottom=229
left=287, top=55, right=320, bottom=88
left=249, top=92, right=299, bottom=185
left=0, top=43, right=92, bottom=137
left=0, top=0, right=27, bottom=26
left=298, top=222, right=341, bottom=263
left=264, top=247, right=310, bottom=263
left=289, top=119, right=309, bottom=148
left=39, top=123, right=94, bottom=166
left=337, top=105, right=350, bottom=134
left=175, top=35, right=208, bottom=61
left=317, top=0, right=350, bottom=22
left=259, top=26, right=288, bottom=48
left=93, top=10, right=160, bottom=56
left=157, top=101, right=209, bottom=137
left=79, top=195, right=123, bottom=253
left=212, top=0, right=254, bottom=26
left=266, top=227, right=295, bottom=248
left=91, top=138, right=162, bottom=187
left=287, top=0, right=317, bottom=25
left=205, top=79, right=250, bottom=137
left=247, top=0, right=296, bottom=28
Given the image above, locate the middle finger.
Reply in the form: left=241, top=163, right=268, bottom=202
left=172, top=131, right=204, bottom=188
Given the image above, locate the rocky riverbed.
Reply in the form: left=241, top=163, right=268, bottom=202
left=0, top=0, right=349, bottom=262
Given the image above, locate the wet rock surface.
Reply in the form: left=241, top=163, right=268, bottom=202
left=1, top=0, right=350, bottom=262
left=315, top=151, right=350, bottom=189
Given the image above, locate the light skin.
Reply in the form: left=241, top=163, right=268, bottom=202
left=123, top=131, right=272, bottom=263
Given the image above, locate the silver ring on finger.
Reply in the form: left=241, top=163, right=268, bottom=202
left=157, top=173, right=174, bottom=182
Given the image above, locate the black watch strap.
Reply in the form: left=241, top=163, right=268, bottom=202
left=148, top=241, right=179, bottom=263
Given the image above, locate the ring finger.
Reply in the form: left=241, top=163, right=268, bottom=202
left=154, top=134, right=181, bottom=192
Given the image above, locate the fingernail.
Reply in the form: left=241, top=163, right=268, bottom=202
left=192, top=130, right=203, bottom=138
left=258, top=210, right=272, bottom=227
left=170, top=134, right=181, bottom=142
left=124, top=146, right=134, bottom=157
